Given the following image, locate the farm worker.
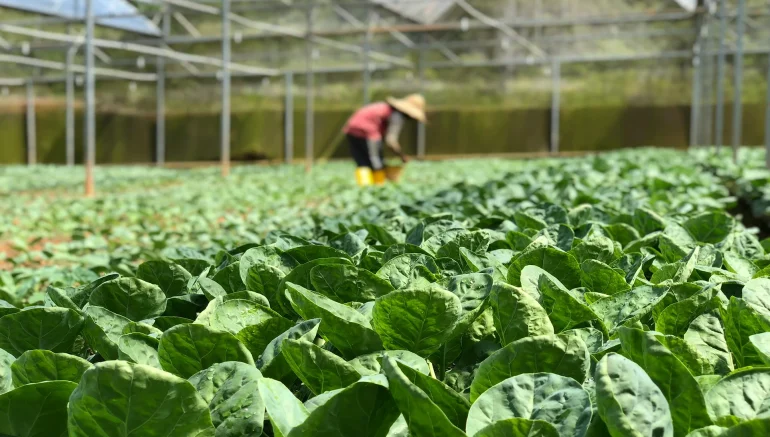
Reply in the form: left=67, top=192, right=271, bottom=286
left=343, top=94, right=427, bottom=186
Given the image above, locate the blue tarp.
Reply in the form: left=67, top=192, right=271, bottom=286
left=0, top=0, right=161, bottom=36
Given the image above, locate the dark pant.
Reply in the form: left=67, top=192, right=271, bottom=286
left=347, top=134, right=384, bottom=170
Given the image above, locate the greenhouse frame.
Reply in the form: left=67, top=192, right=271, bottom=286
left=0, top=0, right=769, bottom=192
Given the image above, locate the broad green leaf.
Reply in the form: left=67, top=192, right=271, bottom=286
left=749, top=332, right=770, bottom=365
left=0, top=348, right=13, bottom=394
left=471, top=334, right=590, bottom=402
left=466, top=373, right=592, bottom=437
left=188, top=361, right=265, bottom=437
left=685, top=419, right=770, bottom=437
left=46, top=273, right=119, bottom=310
left=473, top=418, right=560, bottom=437
left=490, top=282, right=554, bottom=346
left=656, top=334, right=716, bottom=376
left=382, top=356, right=467, bottom=437
left=286, top=283, right=382, bottom=358
left=633, top=207, right=665, bottom=235
left=158, top=323, right=254, bottom=379
left=259, top=377, right=309, bottom=436
left=571, top=230, right=618, bottom=265
left=197, top=277, right=228, bottom=300
left=137, top=260, right=192, bottom=297
left=742, top=277, right=770, bottom=319
left=236, top=316, right=294, bottom=360
left=683, top=212, right=734, bottom=244
left=288, top=375, right=400, bottom=437
left=538, top=271, right=600, bottom=332
left=82, top=306, right=131, bottom=360
left=508, top=246, right=582, bottom=290
left=284, top=245, right=352, bottom=264
left=153, top=316, right=193, bottom=331
left=705, top=368, right=770, bottom=425
left=310, top=264, right=394, bottom=303
left=383, top=243, right=431, bottom=263
left=212, top=262, right=247, bottom=294
left=164, top=294, right=207, bottom=319
left=655, top=286, right=719, bottom=336
left=720, top=297, right=770, bottom=367
left=581, top=259, right=631, bottom=295
left=117, top=333, right=161, bottom=369
left=722, top=252, right=758, bottom=280
left=256, top=318, right=320, bottom=382
left=377, top=253, right=440, bottom=289
left=89, top=277, right=167, bottom=321
left=277, top=257, right=353, bottom=313
left=239, top=245, right=296, bottom=280
left=195, top=297, right=283, bottom=335
left=595, top=353, right=674, bottom=437
left=372, top=286, right=462, bottom=357
left=68, top=361, right=215, bottom=437
left=618, top=327, right=713, bottom=435
left=685, top=314, right=734, bottom=375
left=348, top=350, right=429, bottom=376
left=606, top=223, right=641, bottom=248
left=11, top=350, right=91, bottom=386
left=0, top=381, right=77, bottom=437
left=590, top=285, right=669, bottom=334
left=651, top=247, right=700, bottom=284
left=0, top=307, right=84, bottom=356
left=282, top=339, right=361, bottom=395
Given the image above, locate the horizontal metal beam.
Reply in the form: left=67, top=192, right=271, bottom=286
left=0, top=23, right=278, bottom=76
left=158, top=0, right=411, bottom=67
left=0, top=53, right=157, bottom=81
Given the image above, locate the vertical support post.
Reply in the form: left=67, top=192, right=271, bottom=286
left=66, top=46, right=75, bottom=166
left=714, top=0, right=727, bottom=152
left=221, top=0, right=231, bottom=177
left=84, top=0, right=96, bottom=196
left=417, top=38, right=426, bottom=159
left=550, top=60, right=561, bottom=154
left=765, top=54, right=770, bottom=169
left=285, top=71, right=294, bottom=164
left=25, top=80, right=36, bottom=165
left=156, top=7, right=170, bottom=167
left=363, top=8, right=374, bottom=105
left=305, top=4, right=314, bottom=173
left=732, top=0, right=746, bottom=162
left=690, top=24, right=703, bottom=149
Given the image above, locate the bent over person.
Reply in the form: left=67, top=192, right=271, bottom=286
left=342, top=94, right=427, bottom=186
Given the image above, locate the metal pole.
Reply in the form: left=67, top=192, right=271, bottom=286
left=714, top=0, right=727, bottom=152
left=362, top=8, right=373, bottom=105
left=285, top=71, right=294, bottom=164
left=550, top=60, right=560, bottom=154
left=690, top=21, right=703, bottom=149
left=221, top=0, right=231, bottom=177
left=156, top=7, right=170, bottom=166
left=417, top=37, right=426, bottom=159
left=732, top=0, right=746, bottom=162
left=25, top=80, right=36, bottom=165
left=65, top=46, right=75, bottom=166
left=305, top=5, right=314, bottom=173
left=84, top=0, right=95, bottom=196
left=765, top=54, right=770, bottom=169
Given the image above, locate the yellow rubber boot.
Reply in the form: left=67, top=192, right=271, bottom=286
left=373, top=169, right=387, bottom=185
left=355, top=167, right=374, bottom=186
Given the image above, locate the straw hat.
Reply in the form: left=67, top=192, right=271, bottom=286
left=387, top=94, right=427, bottom=123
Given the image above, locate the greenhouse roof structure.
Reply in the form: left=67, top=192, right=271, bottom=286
left=0, top=0, right=160, bottom=35
left=371, top=0, right=457, bottom=24
left=0, top=0, right=768, bottom=191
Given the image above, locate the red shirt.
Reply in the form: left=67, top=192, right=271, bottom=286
left=343, top=102, right=394, bottom=141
